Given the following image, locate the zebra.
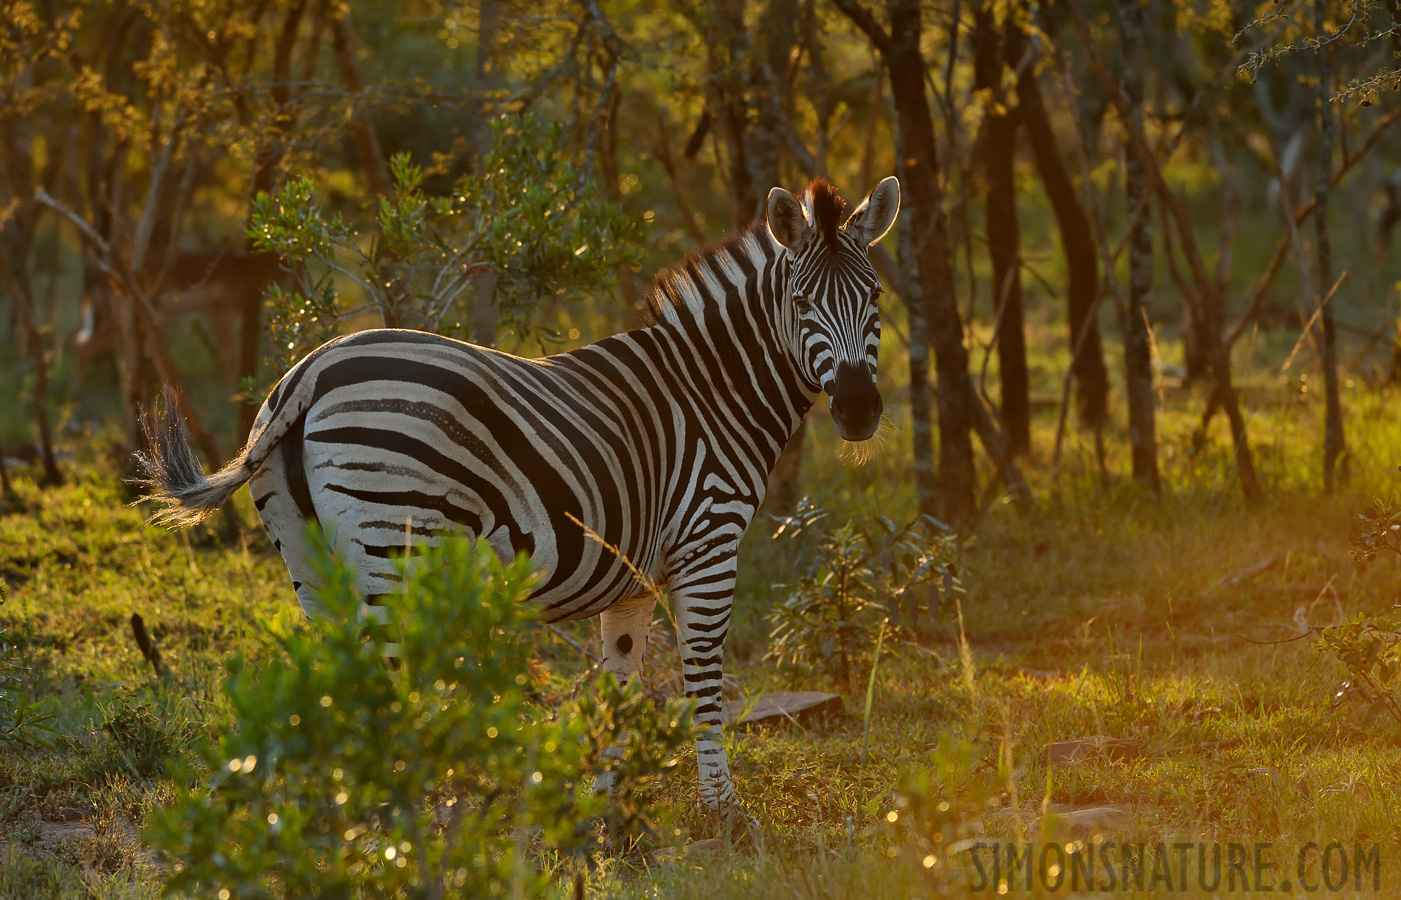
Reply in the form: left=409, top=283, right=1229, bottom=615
left=136, top=175, right=900, bottom=812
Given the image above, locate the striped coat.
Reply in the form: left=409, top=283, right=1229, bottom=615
left=138, top=176, right=900, bottom=810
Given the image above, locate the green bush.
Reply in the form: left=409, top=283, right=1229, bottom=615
left=766, top=500, right=968, bottom=688
left=1316, top=493, right=1401, bottom=728
left=0, top=590, right=54, bottom=751
left=246, top=113, right=642, bottom=385
left=98, top=690, right=202, bottom=782
left=884, top=733, right=1010, bottom=892
left=145, top=534, right=695, bottom=898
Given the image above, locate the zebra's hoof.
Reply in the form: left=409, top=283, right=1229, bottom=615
left=701, top=800, right=760, bottom=840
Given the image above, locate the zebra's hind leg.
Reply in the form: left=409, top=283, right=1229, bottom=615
left=592, top=592, right=657, bottom=795
left=248, top=461, right=326, bottom=620
left=341, top=539, right=418, bottom=665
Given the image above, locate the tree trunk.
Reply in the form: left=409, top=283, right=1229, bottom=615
left=888, top=0, right=977, bottom=523
left=329, top=5, right=402, bottom=331
left=874, top=243, right=1031, bottom=514
left=1315, top=0, right=1345, bottom=492
left=700, top=0, right=756, bottom=230
left=749, top=0, right=800, bottom=195
left=892, top=200, right=941, bottom=518
left=471, top=0, right=502, bottom=158
left=0, top=96, right=64, bottom=486
left=1180, top=305, right=1210, bottom=382
left=468, top=0, right=502, bottom=346
left=1015, top=50, right=1109, bottom=430
left=239, top=0, right=308, bottom=441
left=972, top=6, right=1029, bottom=455
left=0, top=242, right=63, bottom=486
left=752, top=0, right=808, bottom=511
left=834, top=0, right=977, bottom=521
left=235, top=278, right=264, bottom=440
left=1065, top=0, right=1259, bottom=500
left=598, top=83, right=637, bottom=321
left=328, top=9, right=393, bottom=201
left=1118, top=0, right=1160, bottom=492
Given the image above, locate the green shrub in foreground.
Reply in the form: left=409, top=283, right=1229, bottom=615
left=146, top=535, right=696, bottom=898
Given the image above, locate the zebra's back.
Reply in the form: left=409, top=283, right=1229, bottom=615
left=252, top=329, right=677, bottom=621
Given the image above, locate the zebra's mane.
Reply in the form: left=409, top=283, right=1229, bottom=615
left=807, top=179, right=846, bottom=249
left=642, top=180, right=847, bottom=327
left=640, top=222, right=773, bottom=327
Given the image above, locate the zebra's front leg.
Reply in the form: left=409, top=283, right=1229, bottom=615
left=671, top=571, right=739, bottom=812
left=592, top=593, right=657, bottom=795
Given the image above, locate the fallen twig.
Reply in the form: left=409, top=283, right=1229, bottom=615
left=129, top=613, right=164, bottom=677
left=1212, top=556, right=1276, bottom=590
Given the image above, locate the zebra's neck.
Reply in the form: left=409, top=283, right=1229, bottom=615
left=636, top=224, right=816, bottom=469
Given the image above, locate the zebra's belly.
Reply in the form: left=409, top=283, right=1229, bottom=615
left=300, top=408, right=659, bottom=622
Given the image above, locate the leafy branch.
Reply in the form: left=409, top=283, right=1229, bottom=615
left=245, top=113, right=642, bottom=393
left=766, top=499, right=969, bottom=688
left=0, top=593, right=55, bottom=751
left=1315, top=493, right=1401, bottom=729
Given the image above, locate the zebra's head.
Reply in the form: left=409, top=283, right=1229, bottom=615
left=766, top=176, right=901, bottom=442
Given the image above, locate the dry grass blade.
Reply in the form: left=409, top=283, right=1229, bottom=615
left=563, top=511, right=659, bottom=596
left=563, top=511, right=681, bottom=642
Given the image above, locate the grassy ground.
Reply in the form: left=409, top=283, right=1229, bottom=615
left=4, top=347, right=1401, bottom=897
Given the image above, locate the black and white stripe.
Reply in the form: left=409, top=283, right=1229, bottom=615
left=137, top=176, right=900, bottom=811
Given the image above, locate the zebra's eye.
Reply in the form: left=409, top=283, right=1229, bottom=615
left=793, top=290, right=810, bottom=306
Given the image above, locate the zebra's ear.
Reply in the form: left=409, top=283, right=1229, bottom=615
left=766, top=187, right=810, bottom=252
left=844, top=176, right=901, bottom=246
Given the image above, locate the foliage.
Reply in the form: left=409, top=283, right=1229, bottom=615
left=765, top=499, right=967, bottom=688
left=144, top=533, right=695, bottom=899
left=0, top=587, right=55, bottom=750
left=574, top=671, right=698, bottom=848
left=98, top=689, right=202, bottom=782
left=1350, top=490, right=1401, bottom=563
left=1232, top=0, right=1401, bottom=102
left=883, top=733, right=1010, bottom=892
left=1315, top=493, right=1401, bottom=728
left=464, top=116, right=643, bottom=330
left=14, top=446, right=1401, bottom=895
left=1316, top=611, right=1401, bottom=727
left=246, top=114, right=642, bottom=381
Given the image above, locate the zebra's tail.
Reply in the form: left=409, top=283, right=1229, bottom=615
left=133, top=387, right=273, bottom=527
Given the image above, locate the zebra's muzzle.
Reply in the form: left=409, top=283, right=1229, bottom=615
left=829, top=361, right=882, bottom=442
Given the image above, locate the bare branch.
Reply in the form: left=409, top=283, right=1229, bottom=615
left=830, top=0, right=892, bottom=55
left=1227, top=105, right=1401, bottom=349
left=35, top=189, right=222, bottom=464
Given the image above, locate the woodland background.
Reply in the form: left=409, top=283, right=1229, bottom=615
left=2, top=0, right=1398, bottom=513
left=5, top=0, right=1401, bottom=897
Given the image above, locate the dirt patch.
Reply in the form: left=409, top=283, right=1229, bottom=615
left=25, top=820, right=96, bottom=859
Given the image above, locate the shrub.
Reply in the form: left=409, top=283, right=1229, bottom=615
left=884, top=733, right=1011, bottom=892
left=0, top=590, right=54, bottom=751
left=246, top=113, right=642, bottom=385
left=766, top=499, right=968, bottom=688
left=145, top=534, right=695, bottom=898
left=97, top=690, right=202, bottom=782
left=1316, top=493, right=1401, bottom=728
